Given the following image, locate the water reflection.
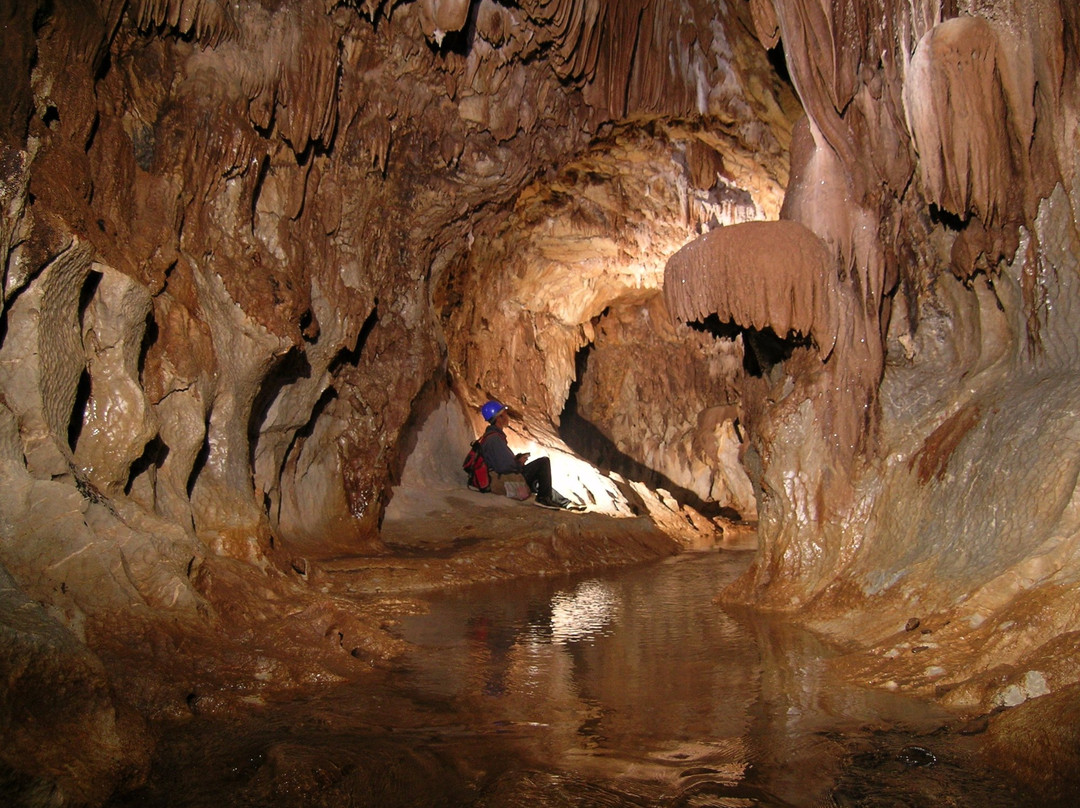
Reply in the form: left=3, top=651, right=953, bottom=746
left=111, top=552, right=1034, bottom=807
left=547, top=579, right=619, bottom=643
left=393, top=552, right=1025, bottom=806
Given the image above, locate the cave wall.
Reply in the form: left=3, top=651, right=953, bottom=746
left=654, top=0, right=1080, bottom=716
left=565, top=293, right=756, bottom=519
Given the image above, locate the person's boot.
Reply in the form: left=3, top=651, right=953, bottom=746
left=549, top=491, right=585, bottom=511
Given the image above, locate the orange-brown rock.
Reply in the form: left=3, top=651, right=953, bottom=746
left=664, top=220, right=838, bottom=358
left=3, top=0, right=1080, bottom=802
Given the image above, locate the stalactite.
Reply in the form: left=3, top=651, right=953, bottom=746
left=123, top=0, right=237, bottom=47
left=663, top=220, right=838, bottom=358
left=903, top=16, right=1034, bottom=230
left=273, top=12, right=341, bottom=153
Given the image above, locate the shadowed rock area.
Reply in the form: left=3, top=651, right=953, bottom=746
left=2, top=0, right=1079, bottom=804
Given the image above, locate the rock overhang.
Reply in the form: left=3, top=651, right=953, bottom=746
left=663, top=219, right=838, bottom=362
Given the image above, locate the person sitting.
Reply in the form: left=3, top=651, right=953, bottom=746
left=478, top=400, right=582, bottom=511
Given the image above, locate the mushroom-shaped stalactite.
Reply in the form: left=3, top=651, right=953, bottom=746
left=663, top=220, right=838, bottom=358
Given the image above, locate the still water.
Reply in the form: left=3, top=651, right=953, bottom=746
left=118, top=551, right=1029, bottom=807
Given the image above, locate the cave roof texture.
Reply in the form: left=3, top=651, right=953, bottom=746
left=3, top=0, right=1080, bottom=802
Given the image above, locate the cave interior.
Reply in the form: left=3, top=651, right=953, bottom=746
left=2, top=0, right=1080, bottom=803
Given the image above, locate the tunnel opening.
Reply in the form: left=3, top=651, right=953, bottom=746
left=558, top=341, right=728, bottom=518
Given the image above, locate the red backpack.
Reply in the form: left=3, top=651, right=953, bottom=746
left=463, top=433, right=493, bottom=492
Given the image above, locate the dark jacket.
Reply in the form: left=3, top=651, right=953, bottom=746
left=479, top=424, right=521, bottom=475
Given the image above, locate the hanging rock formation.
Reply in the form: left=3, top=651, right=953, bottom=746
left=664, top=219, right=839, bottom=357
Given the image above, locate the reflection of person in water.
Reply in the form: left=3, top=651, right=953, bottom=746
left=478, top=400, right=583, bottom=510
left=466, top=614, right=517, bottom=696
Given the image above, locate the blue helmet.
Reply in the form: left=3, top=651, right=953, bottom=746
left=481, top=400, right=505, bottom=421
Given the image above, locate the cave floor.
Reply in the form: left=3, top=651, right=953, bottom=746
left=306, top=486, right=698, bottom=596
left=106, top=523, right=1041, bottom=808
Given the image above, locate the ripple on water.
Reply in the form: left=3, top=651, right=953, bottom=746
left=112, top=552, right=1033, bottom=807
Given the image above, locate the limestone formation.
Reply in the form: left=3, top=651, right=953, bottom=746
left=664, top=219, right=838, bottom=358
left=566, top=293, right=756, bottom=520
left=2, top=0, right=1080, bottom=803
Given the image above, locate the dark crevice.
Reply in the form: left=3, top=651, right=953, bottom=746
left=330, top=301, right=379, bottom=372
left=84, top=111, right=99, bottom=151
left=429, top=0, right=480, bottom=57
left=125, top=435, right=168, bottom=495
left=79, top=268, right=103, bottom=318
left=68, top=270, right=102, bottom=452
left=558, top=344, right=729, bottom=519
left=299, top=308, right=315, bottom=340
left=248, top=347, right=313, bottom=470
left=187, top=425, right=211, bottom=498
left=92, top=48, right=111, bottom=83
left=138, top=312, right=157, bottom=382
left=295, top=385, right=337, bottom=444
left=621, top=6, right=646, bottom=118
left=250, top=154, right=270, bottom=229
left=689, top=315, right=810, bottom=377
left=68, top=368, right=92, bottom=452
left=767, top=39, right=792, bottom=87
left=275, top=385, right=338, bottom=520
left=929, top=203, right=969, bottom=231
left=32, top=1, right=54, bottom=34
